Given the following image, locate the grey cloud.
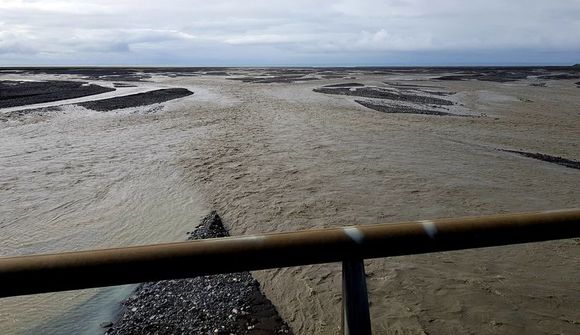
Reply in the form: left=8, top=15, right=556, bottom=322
left=0, top=0, right=579, bottom=65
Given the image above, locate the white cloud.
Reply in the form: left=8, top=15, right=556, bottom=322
left=0, top=0, right=579, bottom=65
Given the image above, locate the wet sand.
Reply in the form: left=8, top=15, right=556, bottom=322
left=0, top=67, right=579, bottom=334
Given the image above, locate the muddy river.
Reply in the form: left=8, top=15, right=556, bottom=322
left=1, top=68, right=579, bottom=334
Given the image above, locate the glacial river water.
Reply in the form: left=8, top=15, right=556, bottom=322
left=0, top=80, right=209, bottom=334
left=1, top=71, right=579, bottom=334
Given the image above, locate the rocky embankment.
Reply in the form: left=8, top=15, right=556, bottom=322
left=105, top=212, right=292, bottom=335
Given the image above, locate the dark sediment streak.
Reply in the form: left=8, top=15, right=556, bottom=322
left=383, top=82, right=442, bottom=89
left=228, top=76, right=318, bottom=83
left=537, top=74, right=580, bottom=80
left=0, top=106, right=61, bottom=123
left=105, top=212, right=292, bottom=335
left=78, top=88, right=193, bottom=111
left=355, top=100, right=455, bottom=116
left=0, top=80, right=115, bottom=108
left=433, top=67, right=580, bottom=83
left=113, top=83, right=138, bottom=88
left=313, top=87, right=454, bottom=106
left=500, top=150, right=580, bottom=170
left=323, top=83, right=364, bottom=88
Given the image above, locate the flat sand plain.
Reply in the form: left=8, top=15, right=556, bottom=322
left=0, top=67, right=579, bottom=334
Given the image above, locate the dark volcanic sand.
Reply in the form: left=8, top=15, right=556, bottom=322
left=356, top=100, right=456, bottom=116
left=78, top=88, right=193, bottom=111
left=105, top=212, right=292, bottom=335
left=313, top=87, right=454, bottom=106
left=500, top=149, right=580, bottom=170
left=0, top=80, right=115, bottom=108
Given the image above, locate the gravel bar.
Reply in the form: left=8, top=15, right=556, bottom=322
left=105, top=212, right=292, bottom=335
left=355, top=100, right=456, bottom=116
left=79, top=88, right=193, bottom=111
left=313, top=87, right=454, bottom=106
left=0, top=80, right=115, bottom=108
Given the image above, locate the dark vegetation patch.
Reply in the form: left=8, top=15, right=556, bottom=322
left=313, top=87, right=454, bottom=106
left=529, top=82, right=547, bottom=87
left=323, top=83, right=364, bottom=88
left=106, top=212, right=292, bottom=335
left=355, top=100, right=456, bottom=116
left=0, top=80, right=115, bottom=108
left=78, top=88, right=193, bottom=111
left=500, top=150, right=580, bottom=170
left=575, top=81, right=580, bottom=87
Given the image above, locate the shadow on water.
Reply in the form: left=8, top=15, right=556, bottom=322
left=26, top=285, right=136, bottom=335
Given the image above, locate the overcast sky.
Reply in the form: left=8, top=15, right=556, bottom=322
left=1, top=0, right=579, bottom=66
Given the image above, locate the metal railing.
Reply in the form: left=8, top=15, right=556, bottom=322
left=1, top=209, right=579, bottom=334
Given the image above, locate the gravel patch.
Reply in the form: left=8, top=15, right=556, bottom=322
left=313, top=87, right=454, bottom=106
left=229, top=76, right=319, bottom=83
left=323, top=83, right=364, bottom=88
left=537, top=74, right=580, bottom=80
left=355, top=100, right=456, bottom=116
left=105, top=212, right=292, bottom=335
left=0, top=106, right=62, bottom=123
left=500, top=149, right=580, bottom=170
left=78, top=88, right=193, bottom=111
left=383, top=82, right=442, bottom=89
left=113, top=83, right=138, bottom=88
left=0, top=80, right=115, bottom=108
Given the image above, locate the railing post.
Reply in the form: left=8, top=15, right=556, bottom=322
left=342, top=258, right=372, bottom=335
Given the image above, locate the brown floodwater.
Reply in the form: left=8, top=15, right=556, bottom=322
left=0, top=70, right=579, bottom=334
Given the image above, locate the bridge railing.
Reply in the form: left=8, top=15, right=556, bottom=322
left=1, top=209, right=579, bottom=334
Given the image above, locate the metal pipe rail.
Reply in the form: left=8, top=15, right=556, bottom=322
left=1, top=209, right=578, bottom=298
